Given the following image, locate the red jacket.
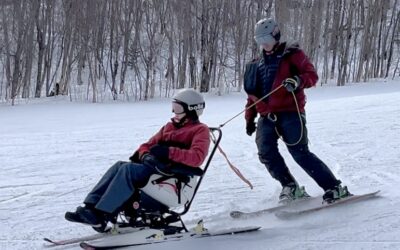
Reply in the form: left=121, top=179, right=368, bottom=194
left=244, top=43, right=318, bottom=122
left=134, top=121, right=210, bottom=168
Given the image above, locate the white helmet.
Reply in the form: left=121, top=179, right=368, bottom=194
left=254, top=18, right=281, bottom=45
left=172, top=89, right=205, bottom=117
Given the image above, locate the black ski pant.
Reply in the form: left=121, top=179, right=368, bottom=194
left=84, top=161, right=157, bottom=214
left=255, top=112, right=340, bottom=191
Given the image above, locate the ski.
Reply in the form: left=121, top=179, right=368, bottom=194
left=43, top=227, right=145, bottom=246
left=275, top=190, right=380, bottom=219
left=79, top=226, right=261, bottom=249
left=230, top=196, right=319, bottom=219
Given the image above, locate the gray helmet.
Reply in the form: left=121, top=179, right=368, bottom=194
left=254, top=18, right=281, bottom=45
left=173, top=88, right=205, bottom=117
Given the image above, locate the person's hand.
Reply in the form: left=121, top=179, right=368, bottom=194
left=129, top=152, right=139, bottom=162
left=283, top=76, right=300, bottom=92
left=141, top=153, right=161, bottom=168
left=246, top=121, right=256, bottom=136
left=150, top=145, right=169, bottom=162
left=141, top=153, right=170, bottom=174
left=141, top=153, right=156, bottom=165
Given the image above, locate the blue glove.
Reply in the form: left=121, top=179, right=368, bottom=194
left=283, top=76, right=300, bottom=92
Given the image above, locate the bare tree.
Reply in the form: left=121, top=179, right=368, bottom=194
left=43, top=0, right=57, bottom=96
left=108, top=0, right=121, bottom=100
left=199, top=0, right=223, bottom=92
left=58, top=0, right=77, bottom=96
left=119, top=0, right=138, bottom=96
left=337, top=0, right=355, bottom=86
left=385, top=2, right=400, bottom=78
left=4, top=1, right=30, bottom=105
left=34, top=0, right=46, bottom=97
left=1, top=0, right=399, bottom=103
left=141, top=0, right=163, bottom=100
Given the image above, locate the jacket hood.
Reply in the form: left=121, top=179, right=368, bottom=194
left=281, top=42, right=300, bottom=57
left=249, top=42, right=301, bottom=64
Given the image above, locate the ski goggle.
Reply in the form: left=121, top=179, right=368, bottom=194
left=254, top=34, right=275, bottom=46
left=172, top=102, right=185, bottom=115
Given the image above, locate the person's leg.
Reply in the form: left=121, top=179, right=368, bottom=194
left=256, top=116, right=296, bottom=186
left=83, top=161, right=126, bottom=206
left=288, top=144, right=341, bottom=190
left=66, top=161, right=156, bottom=226
left=279, top=112, right=341, bottom=191
left=94, top=162, right=155, bottom=214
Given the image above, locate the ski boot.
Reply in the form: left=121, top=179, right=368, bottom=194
left=279, top=182, right=310, bottom=204
left=323, top=184, right=352, bottom=204
left=65, top=206, right=108, bottom=232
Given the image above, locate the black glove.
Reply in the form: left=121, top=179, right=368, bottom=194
left=129, top=151, right=139, bottom=162
left=141, top=153, right=157, bottom=165
left=283, top=76, right=300, bottom=92
left=246, top=121, right=256, bottom=136
left=142, top=153, right=170, bottom=174
left=149, top=145, right=170, bottom=162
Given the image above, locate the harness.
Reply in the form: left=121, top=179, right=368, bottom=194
left=152, top=175, right=187, bottom=205
left=256, top=53, right=282, bottom=100
left=151, top=166, right=203, bottom=205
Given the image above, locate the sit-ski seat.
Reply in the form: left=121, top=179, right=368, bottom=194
left=141, top=166, right=203, bottom=209
left=119, top=128, right=221, bottom=233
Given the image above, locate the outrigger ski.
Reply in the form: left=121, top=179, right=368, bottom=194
left=79, top=222, right=261, bottom=250
left=275, top=190, right=381, bottom=219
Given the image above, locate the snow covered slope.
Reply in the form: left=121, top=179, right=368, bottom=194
left=1, top=80, right=400, bottom=250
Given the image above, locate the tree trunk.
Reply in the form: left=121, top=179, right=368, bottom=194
left=386, top=9, right=400, bottom=78
left=330, top=0, right=343, bottom=79
left=337, top=0, right=355, bottom=86
left=35, top=0, right=46, bottom=98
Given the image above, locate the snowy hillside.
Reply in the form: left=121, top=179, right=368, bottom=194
left=1, top=80, right=400, bottom=250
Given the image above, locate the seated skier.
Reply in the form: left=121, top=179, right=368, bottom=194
left=65, top=89, right=210, bottom=230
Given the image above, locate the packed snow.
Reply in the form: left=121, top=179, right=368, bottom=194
left=1, top=79, right=400, bottom=250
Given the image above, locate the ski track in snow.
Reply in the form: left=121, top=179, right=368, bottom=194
left=1, top=80, right=400, bottom=249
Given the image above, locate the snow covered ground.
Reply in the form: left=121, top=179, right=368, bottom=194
left=1, top=79, right=400, bottom=250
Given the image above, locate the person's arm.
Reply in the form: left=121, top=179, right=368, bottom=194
left=243, top=60, right=259, bottom=125
left=245, top=96, right=258, bottom=123
left=291, top=50, right=318, bottom=89
left=130, top=126, right=165, bottom=162
left=168, top=125, right=210, bottom=168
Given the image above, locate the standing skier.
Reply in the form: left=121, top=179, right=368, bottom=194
left=65, top=89, right=210, bottom=229
left=244, top=18, right=350, bottom=203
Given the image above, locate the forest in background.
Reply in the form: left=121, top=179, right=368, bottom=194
left=0, top=0, right=399, bottom=104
